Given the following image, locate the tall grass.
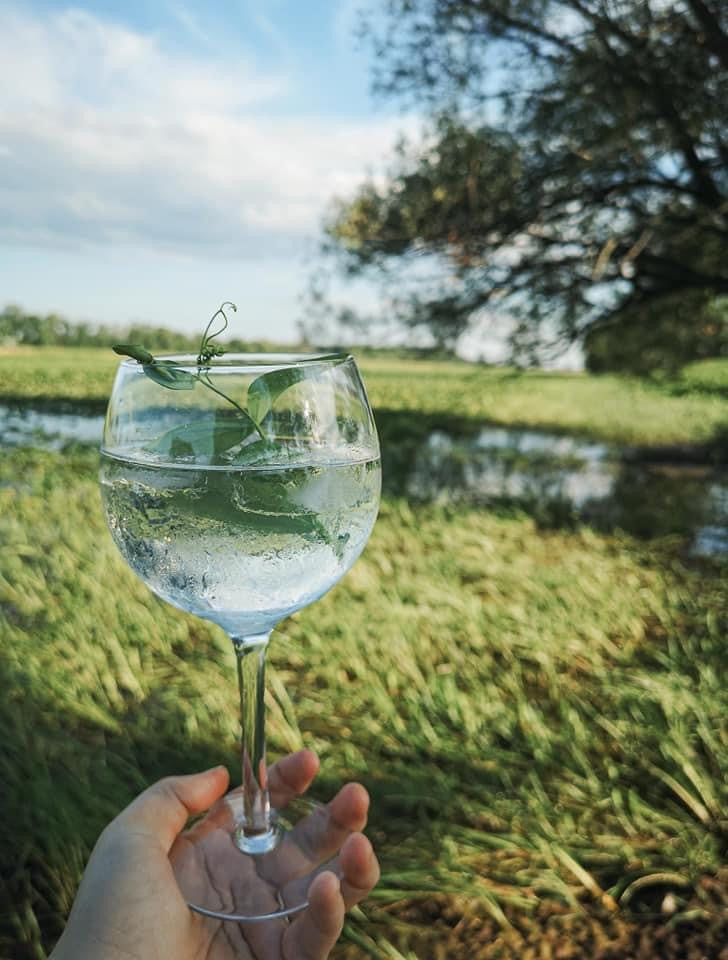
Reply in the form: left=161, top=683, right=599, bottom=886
left=1, top=444, right=726, bottom=959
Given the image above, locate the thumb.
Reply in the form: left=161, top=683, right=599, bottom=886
left=115, top=766, right=230, bottom=852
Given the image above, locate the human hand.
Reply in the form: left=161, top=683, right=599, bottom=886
left=50, top=751, right=379, bottom=960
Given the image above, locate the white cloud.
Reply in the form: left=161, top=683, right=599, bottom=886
left=0, top=4, right=407, bottom=258
left=1, top=6, right=285, bottom=113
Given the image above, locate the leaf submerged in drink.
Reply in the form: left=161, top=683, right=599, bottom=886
left=100, top=452, right=381, bottom=636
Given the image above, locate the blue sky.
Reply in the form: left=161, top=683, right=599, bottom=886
left=0, top=0, right=411, bottom=340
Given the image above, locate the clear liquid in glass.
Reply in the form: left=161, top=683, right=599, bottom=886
left=100, top=452, right=381, bottom=636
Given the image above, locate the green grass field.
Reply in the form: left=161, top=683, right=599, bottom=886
left=1, top=350, right=727, bottom=959
left=2, top=346, right=727, bottom=446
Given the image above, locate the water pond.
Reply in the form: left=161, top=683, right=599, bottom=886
left=2, top=403, right=725, bottom=557
left=0, top=403, right=105, bottom=449
left=396, top=425, right=727, bottom=557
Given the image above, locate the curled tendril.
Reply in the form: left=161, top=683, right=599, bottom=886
left=197, top=301, right=237, bottom=367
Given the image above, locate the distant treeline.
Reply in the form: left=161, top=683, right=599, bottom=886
left=0, top=304, right=287, bottom=353
left=0, top=304, right=458, bottom=361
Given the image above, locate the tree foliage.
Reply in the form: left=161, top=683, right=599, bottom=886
left=324, top=0, right=728, bottom=367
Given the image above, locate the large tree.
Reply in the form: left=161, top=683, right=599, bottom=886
left=322, top=0, right=728, bottom=367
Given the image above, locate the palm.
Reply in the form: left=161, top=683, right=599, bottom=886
left=172, top=784, right=367, bottom=960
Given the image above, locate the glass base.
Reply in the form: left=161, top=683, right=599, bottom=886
left=172, top=791, right=341, bottom=923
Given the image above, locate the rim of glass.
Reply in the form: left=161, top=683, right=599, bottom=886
left=119, top=351, right=352, bottom=370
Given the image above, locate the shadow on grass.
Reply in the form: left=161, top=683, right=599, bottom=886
left=2, top=646, right=449, bottom=959
left=0, top=649, right=230, bottom=960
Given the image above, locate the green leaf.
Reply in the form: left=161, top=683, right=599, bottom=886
left=113, top=344, right=154, bottom=364
left=152, top=415, right=255, bottom=459
left=247, top=368, right=308, bottom=425
left=179, top=487, right=334, bottom=544
left=231, top=509, right=333, bottom=540
left=211, top=420, right=257, bottom=456
left=226, top=467, right=345, bottom=554
left=112, top=344, right=195, bottom=389
left=142, top=362, right=196, bottom=391
left=246, top=356, right=346, bottom=425
left=170, top=436, right=195, bottom=458
left=229, top=437, right=278, bottom=465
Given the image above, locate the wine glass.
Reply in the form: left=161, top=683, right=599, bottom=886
left=99, top=352, right=380, bottom=922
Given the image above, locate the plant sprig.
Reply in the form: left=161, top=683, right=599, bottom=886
left=197, top=301, right=235, bottom=366
left=113, top=301, right=348, bottom=463
left=113, top=301, right=263, bottom=448
left=112, top=307, right=349, bottom=547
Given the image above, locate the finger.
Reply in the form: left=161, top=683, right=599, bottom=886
left=278, top=829, right=380, bottom=914
left=179, top=749, right=320, bottom=848
left=259, top=783, right=369, bottom=890
left=116, top=766, right=230, bottom=852
left=339, top=833, right=380, bottom=908
left=268, top=749, right=320, bottom=809
left=283, top=871, right=344, bottom=960
left=181, top=749, right=321, bottom=850
left=290, top=782, right=369, bottom=864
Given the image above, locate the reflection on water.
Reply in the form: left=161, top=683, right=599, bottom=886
left=408, top=429, right=614, bottom=508
left=0, top=403, right=104, bottom=449
left=693, top=484, right=728, bottom=556
left=2, top=404, right=726, bottom=557
left=401, top=427, right=728, bottom=558
left=694, top=525, right=728, bottom=556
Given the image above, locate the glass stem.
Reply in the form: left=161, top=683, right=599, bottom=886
left=231, top=631, right=277, bottom=853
